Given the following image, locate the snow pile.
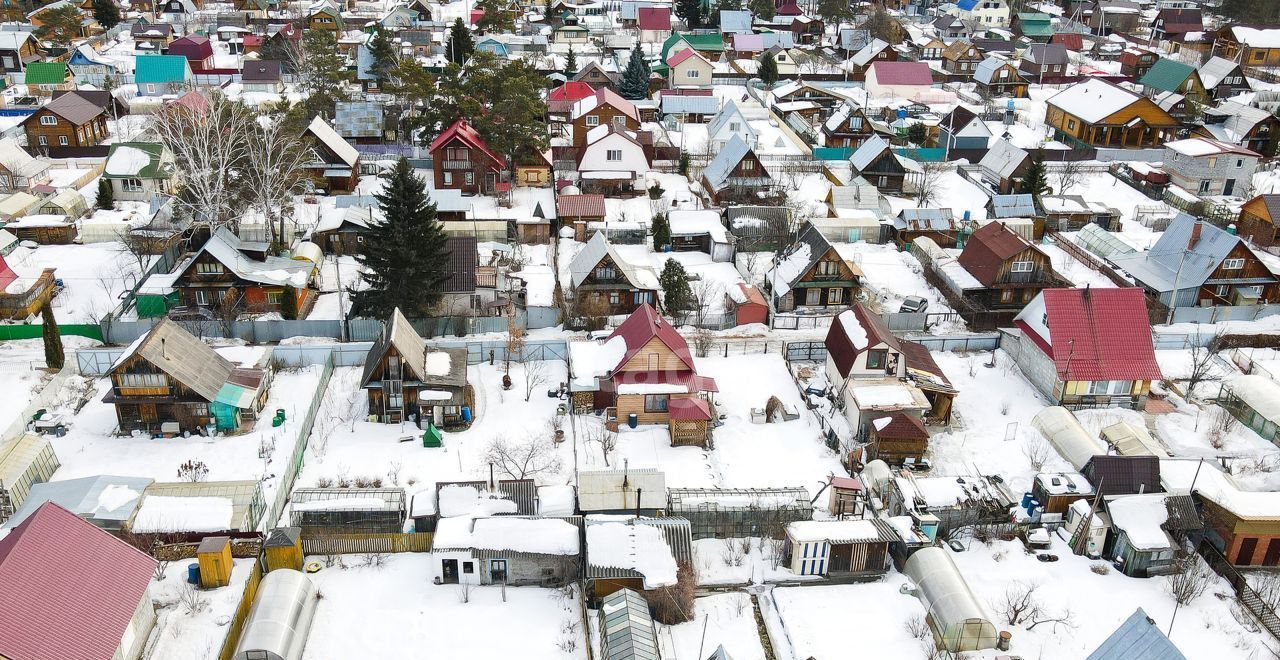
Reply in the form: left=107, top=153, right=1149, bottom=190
left=436, top=485, right=518, bottom=518
left=538, top=485, right=576, bottom=516
left=424, top=352, right=452, bottom=376
left=1107, top=495, right=1169, bottom=550
left=787, top=520, right=878, bottom=543
left=94, top=485, right=141, bottom=513
left=872, top=416, right=893, bottom=431
left=850, top=384, right=916, bottom=407
left=837, top=309, right=868, bottom=349
left=467, top=517, right=580, bottom=555
left=569, top=335, right=627, bottom=389
left=586, top=521, right=678, bottom=588
left=131, top=496, right=233, bottom=533
left=105, top=146, right=152, bottom=176
left=767, top=243, right=811, bottom=297
left=419, top=389, right=453, bottom=401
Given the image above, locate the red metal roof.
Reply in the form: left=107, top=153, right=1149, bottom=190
left=958, top=221, right=1037, bottom=288
left=167, top=34, right=214, bottom=60
left=824, top=305, right=899, bottom=379
left=871, top=412, right=929, bottom=439
left=556, top=193, right=606, bottom=218
left=0, top=254, right=16, bottom=292
left=830, top=476, right=863, bottom=490
left=1050, top=33, right=1084, bottom=51
left=0, top=502, right=156, bottom=660
left=668, top=397, right=712, bottom=420
left=1026, top=288, right=1163, bottom=382
left=608, top=303, right=697, bottom=372
left=667, top=47, right=705, bottom=68
left=549, top=81, right=596, bottom=102
left=870, top=61, right=934, bottom=86
left=736, top=283, right=767, bottom=308
left=427, top=118, right=507, bottom=169
left=637, top=6, right=670, bottom=31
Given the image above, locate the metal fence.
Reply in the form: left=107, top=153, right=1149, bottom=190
left=262, top=351, right=335, bottom=530
left=903, top=333, right=1002, bottom=352
left=785, top=341, right=827, bottom=362
left=770, top=313, right=835, bottom=331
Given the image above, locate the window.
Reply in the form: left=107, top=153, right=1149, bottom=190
left=1215, top=284, right=1229, bottom=296
left=443, top=172, right=453, bottom=185
left=1207, top=157, right=1218, bottom=168
left=827, top=288, right=842, bottom=304
left=595, top=265, right=616, bottom=280
left=609, top=291, right=619, bottom=304
left=120, top=177, right=143, bottom=192
left=585, top=115, right=599, bottom=126
left=606, top=149, right=622, bottom=161
left=613, top=115, right=626, bottom=127
left=58, top=135, right=67, bottom=146
left=524, top=170, right=539, bottom=182
left=195, top=289, right=210, bottom=306
left=117, top=373, right=167, bottom=388
left=644, top=394, right=669, bottom=412
left=192, top=403, right=208, bottom=417
left=147, top=84, right=156, bottom=93
left=741, top=159, right=756, bottom=172
left=729, top=121, right=740, bottom=131
left=37, top=136, right=46, bottom=146
left=1010, top=260, right=1034, bottom=273
left=462, top=562, right=474, bottom=574
left=267, top=290, right=282, bottom=305
left=357, top=235, right=365, bottom=243
left=1198, top=179, right=1212, bottom=194
left=866, top=349, right=887, bottom=370
left=196, top=263, right=222, bottom=275
left=1236, top=159, right=1245, bottom=168
left=39, top=115, right=56, bottom=125
left=1254, top=51, right=1265, bottom=61
left=1224, top=258, right=1245, bottom=270
left=1066, top=119, right=1075, bottom=130
left=815, top=260, right=839, bottom=276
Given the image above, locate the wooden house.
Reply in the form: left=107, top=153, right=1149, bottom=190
left=941, top=41, right=982, bottom=75
left=1173, top=462, right=1280, bottom=567
left=1137, top=58, right=1206, bottom=105
left=700, top=135, right=771, bottom=204
left=22, top=91, right=109, bottom=152
left=766, top=222, right=863, bottom=312
left=1045, top=78, right=1179, bottom=148
left=1119, top=47, right=1157, bottom=79
left=1031, top=471, right=1095, bottom=515
left=360, top=309, right=470, bottom=428
left=1236, top=194, right=1280, bottom=249
left=0, top=31, right=38, bottom=74
left=1018, top=43, right=1069, bottom=80
left=427, top=118, right=506, bottom=195
left=974, top=56, right=1027, bottom=98
left=725, top=283, right=768, bottom=327
left=566, top=304, right=717, bottom=446
left=868, top=413, right=931, bottom=464
left=102, top=142, right=174, bottom=202
left=849, top=135, right=911, bottom=194
left=571, top=88, right=640, bottom=149
left=172, top=228, right=316, bottom=315
left=892, top=209, right=964, bottom=248
left=431, top=516, right=581, bottom=586
left=1194, top=101, right=1280, bottom=159
left=1198, top=56, right=1251, bottom=101
left=568, top=231, right=658, bottom=316
left=130, top=22, right=173, bottom=51
left=195, top=536, right=232, bottom=588
left=22, top=62, right=72, bottom=96
left=307, top=0, right=343, bottom=33
left=785, top=519, right=898, bottom=577
left=978, top=139, right=1031, bottom=194
left=166, top=35, right=214, bottom=72
left=302, top=116, right=361, bottom=194
left=821, top=103, right=892, bottom=149
left=0, top=138, right=50, bottom=192
left=0, top=251, right=55, bottom=320
left=1104, top=494, right=1200, bottom=577
left=957, top=221, right=1061, bottom=310
left=572, top=62, right=620, bottom=91
left=102, top=318, right=272, bottom=432
left=1150, top=8, right=1202, bottom=44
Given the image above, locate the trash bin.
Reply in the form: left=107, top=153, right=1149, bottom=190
left=627, top=413, right=638, bottom=429
left=187, top=563, right=200, bottom=585
left=461, top=407, right=472, bottom=423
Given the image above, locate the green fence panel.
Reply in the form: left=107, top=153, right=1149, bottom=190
left=0, top=323, right=103, bottom=342
left=812, top=147, right=853, bottom=160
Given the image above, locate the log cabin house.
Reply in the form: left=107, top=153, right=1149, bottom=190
left=0, top=250, right=55, bottom=320
left=568, top=304, right=718, bottom=447
left=849, top=135, right=913, bottom=194
left=171, top=228, right=316, bottom=316
left=103, top=318, right=272, bottom=433
left=568, top=231, right=659, bottom=317
left=428, top=118, right=507, bottom=196
left=1236, top=194, right=1280, bottom=249
left=957, top=221, right=1063, bottom=310
left=700, top=135, right=772, bottom=204
left=766, top=222, right=863, bottom=312
left=360, top=309, right=471, bottom=428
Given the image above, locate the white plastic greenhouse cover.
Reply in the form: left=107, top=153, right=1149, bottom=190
left=1032, top=406, right=1105, bottom=471
left=1228, top=375, right=1280, bottom=422
left=861, top=460, right=892, bottom=495
left=911, top=237, right=947, bottom=262
left=233, top=569, right=319, bottom=660
left=1101, top=421, right=1169, bottom=458
left=291, top=242, right=323, bottom=264
left=903, top=547, right=999, bottom=652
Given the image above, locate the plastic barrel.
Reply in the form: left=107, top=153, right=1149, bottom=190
left=1021, top=492, right=1034, bottom=508
left=187, top=563, right=200, bottom=585
left=461, top=407, right=472, bottom=423
left=628, top=413, right=638, bottom=429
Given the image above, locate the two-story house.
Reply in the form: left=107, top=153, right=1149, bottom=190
left=850, top=135, right=913, bottom=194
left=957, top=221, right=1062, bottom=310
left=0, top=31, right=39, bottom=73
left=949, top=0, right=1010, bottom=27
left=428, top=118, right=506, bottom=195
left=1119, top=47, right=1157, bottom=79
left=1194, top=101, right=1279, bottom=159
left=941, top=41, right=983, bottom=76
left=102, top=142, right=175, bottom=202
left=937, top=105, right=992, bottom=152
left=571, top=88, right=640, bottom=149
left=707, top=100, right=757, bottom=152
left=1236, top=194, right=1280, bottom=249
left=103, top=318, right=272, bottom=432
left=302, top=116, right=362, bottom=194
left=1112, top=213, right=1280, bottom=307
left=1138, top=58, right=1207, bottom=108
left=700, top=135, right=771, bottom=204
left=171, top=228, right=316, bottom=315
left=1149, top=8, right=1202, bottom=45
left=568, top=231, right=658, bottom=316
left=568, top=303, right=718, bottom=446
left=1018, top=43, right=1069, bottom=81
left=1045, top=78, right=1178, bottom=148
left=360, top=309, right=470, bottom=428
left=974, top=55, right=1028, bottom=98
left=1197, top=56, right=1251, bottom=101
left=21, top=90, right=109, bottom=152
left=576, top=126, right=649, bottom=195
left=668, top=48, right=713, bottom=88
left=1162, top=137, right=1259, bottom=198
left=822, top=102, right=892, bottom=149
left=766, top=222, right=863, bottom=312
left=1217, top=25, right=1280, bottom=69
left=166, top=35, right=215, bottom=72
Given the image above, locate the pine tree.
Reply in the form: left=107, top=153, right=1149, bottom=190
left=620, top=46, right=650, bottom=100
left=350, top=158, right=450, bottom=318
left=447, top=18, right=474, bottom=64
left=300, top=30, right=348, bottom=119
left=41, top=302, right=63, bottom=370
left=759, top=52, right=779, bottom=86
left=1020, top=154, right=1048, bottom=196
left=659, top=259, right=693, bottom=315
left=651, top=213, right=670, bottom=250
left=817, top=0, right=854, bottom=27
left=34, top=5, right=83, bottom=48
left=281, top=285, right=299, bottom=320
left=748, top=0, right=774, bottom=20
left=92, top=0, right=121, bottom=29
left=367, top=26, right=398, bottom=84
left=565, top=47, right=578, bottom=76
left=675, top=0, right=703, bottom=28
left=475, top=0, right=515, bottom=33
left=96, top=178, right=114, bottom=210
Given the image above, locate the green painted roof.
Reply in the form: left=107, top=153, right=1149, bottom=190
left=1017, top=12, right=1054, bottom=36
left=23, top=62, right=67, bottom=86
left=134, top=55, right=190, bottom=84
left=104, top=142, right=169, bottom=179
left=1137, top=58, right=1194, bottom=93
left=662, top=32, right=723, bottom=65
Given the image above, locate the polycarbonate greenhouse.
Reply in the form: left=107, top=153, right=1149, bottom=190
left=233, top=569, right=319, bottom=660
left=1032, top=406, right=1106, bottom=471
left=903, top=547, right=999, bottom=652
left=599, top=588, right=658, bottom=660
left=1075, top=223, right=1137, bottom=260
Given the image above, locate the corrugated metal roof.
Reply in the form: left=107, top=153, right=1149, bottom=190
left=134, top=54, right=190, bottom=84
left=1087, top=608, right=1186, bottom=660
left=2, top=475, right=154, bottom=529
left=23, top=61, right=67, bottom=85
left=1138, top=58, right=1195, bottom=93
left=109, top=317, right=234, bottom=401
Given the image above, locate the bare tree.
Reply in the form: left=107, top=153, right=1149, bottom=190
left=216, top=286, right=245, bottom=337
left=116, top=232, right=156, bottom=275
left=691, top=327, right=716, bottom=359
left=484, top=433, right=563, bottom=480
left=995, top=581, right=1074, bottom=632
left=912, top=161, right=946, bottom=207
left=1165, top=551, right=1211, bottom=605
left=504, top=307, right=525, bottom=376
left=688, top=280, right=722, bottom=328
left=1053, top=159, right=1086, bottom=196
left=1023, top=437, right=1052, bottom=472
left=150, top=91, right=256, bottom=232
left=522, top=359, right=549, bottom=402
left=1206, top=405, right=1240, bottom=450
left=243, top=113, right=315, bottom=247
left=1185, top=332, right=1222, bottom=400
left=586, top=424, right=618, bottom=466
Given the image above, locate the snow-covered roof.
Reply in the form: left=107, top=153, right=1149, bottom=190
left=435, top=516, right=580, bottom=555
left=131, top=495, right=233, bottom=533
left=568, top=335, right=627, bottom=390
left=304, top=116, right=360, bottom=168
left=198, top=227, right=314, bottom=288
left=569, top=231, right=659, bottom=291
left=1107, top=494, right=1171, bottom=550
left=1046, top=78, right=1142, bottom=123
left=667, top=209, right=727, bottom=242
left=586, top=519, right=678, bottom=588
left=787, top=519, right=896, bottom=544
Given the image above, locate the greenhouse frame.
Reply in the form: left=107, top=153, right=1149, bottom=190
left=1074, top=223, right=1137, bottom=260
left=1032, top=406, right=1106, bottom=471
left=903, top=547, right=1000, bottom=652
left=289, top=487, right=407, bottom=535
left=233, top=569, right=319, bottom=660
left=1220, top=375, right=1280, bottom=444
left=599, top=588, right=659, bottom=660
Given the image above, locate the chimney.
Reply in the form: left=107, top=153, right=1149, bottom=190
left=635, top=488, right=642, bottom=517
left=160, top=338, right=166, bottom=360
left=1188, top=221, right=1202, bottom=250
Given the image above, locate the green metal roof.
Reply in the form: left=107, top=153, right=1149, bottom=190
left=23, top=62, right=67, bottom=86
left=134, top=54, right=190, bottom=84
left=1017, top=12, right=1054, bottom=37
left=662, top=32, right=723, bottom=64
left=1137, top=58, right=1194, bottom=93
left=103, top=142, right=168, bottom=179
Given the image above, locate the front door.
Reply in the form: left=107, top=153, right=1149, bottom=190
left=1265, top=539, right=1280, bottom=566
left=829, top=543, right=852, bottom=572
left=1238, top=537, right=1260, bottom=564
left=441, top=559, right=459, bottom=584
left=490, top=559, right=508, bottom=583
left=1224, top=178, right=1236, bottom=196
left=139, top=404, right=158, bottom=423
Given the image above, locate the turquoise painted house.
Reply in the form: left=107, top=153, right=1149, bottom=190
left=134, top=54, right=192, bottom=96
left=473, top=36, right=509, bottom=56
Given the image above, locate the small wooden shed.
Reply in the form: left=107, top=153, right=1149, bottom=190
left=263, top=526, right=304, bottom=572
left=868, top=412, right=930, bottom=465
left=196, top=535, right=233, bottom=588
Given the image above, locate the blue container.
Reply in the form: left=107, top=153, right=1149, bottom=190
left=628, top=413, right=638, bottom=429
left=187, top=563, right=200, bottom=585
left=1020, top=492, right=1034, bottom=508
left=461, top=406, right=472, bottom=423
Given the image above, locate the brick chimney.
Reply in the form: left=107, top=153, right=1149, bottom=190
left=1188, top=221, right=1202, bottom=250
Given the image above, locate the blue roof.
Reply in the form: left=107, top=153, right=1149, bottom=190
left=134, top=55, right=190, bottom=84
left=990, top=194, right=1037, bottom=217
left=703, top=134, right=752, bottom=190
left=1111, top=213, right=1242, bottom=293
left=719, top=9, right=753, bottom=33
left=957, top=0, right=979, bottom=10
left=1087, top=609, right=1186, bottom=660
left=661, top=95, right=720, bottom=115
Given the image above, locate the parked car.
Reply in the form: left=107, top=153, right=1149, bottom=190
left=899, top=296, right=929, bottom=313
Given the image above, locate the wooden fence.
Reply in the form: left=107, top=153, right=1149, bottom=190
left=300, top=532, right=434, bottom=555
left=216, top=561, right=264, bottom=660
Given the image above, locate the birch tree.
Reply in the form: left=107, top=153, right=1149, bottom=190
left=151, top=92, right=256, bottom=233
left=243, top=114, right=315, bottom=247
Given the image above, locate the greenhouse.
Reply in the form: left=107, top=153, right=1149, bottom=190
left=667, top=487, right=812, bottom=540
left=599, top=588, right=658, bottom=660
left=1032, top=406, right=1106, bottom=471
left=1221, top=375, right=1280, bottom=444
left=233, top=569, right=319, bottom=660
left=289, top=487, right=407, bottom=534
left=903, top=547, right=1000, bottom=652
left=1101, top=421, right=1169, bottom=457
left=1074, top=223, right=1136, bottom=260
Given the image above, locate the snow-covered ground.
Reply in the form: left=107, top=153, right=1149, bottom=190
left=303, top=553, right=586, bottom=660
left=1040, top=242, right=1118, bottom=289
left=148, top=558, right=257, bottom=659
left=769, top=581, right=929, bottom=659
left=20, top=243, right=149, bottom=323
left=692, top=537, right=808, bottom=586
left=835, top=241, right=957, bottom=317
left=661, top=593, right=767, bottom=660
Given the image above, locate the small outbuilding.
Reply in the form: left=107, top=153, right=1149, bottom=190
left=263, top=526, right=304, bottom=572
left=902, top=546, right=1000, bottom=652
left=785, top=518, right=898, bottom=577
left=0, top=433, right=60, bottom=525
left=233, top=569, right=319, bottom=660
left=1221, top=375, right=1280, bottom=445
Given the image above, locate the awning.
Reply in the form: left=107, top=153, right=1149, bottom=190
left=668, top=397, right=712, bottom=421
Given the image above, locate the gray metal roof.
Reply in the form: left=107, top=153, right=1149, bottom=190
left=894, top=208, right=956, bottom=230
left=702, top=134, right=753, bottom=191
left=1087, top=608, right=1186, bottom=660
left=334, top=101, right=384, bottom=139
left=110, top=317, right=235, bottom=402
left=600, top=588, right=659, bottom=660
left=1110, top=213, right=1242, bottom=293
left=850, top=135, right=891, bottom=173
left=1197, top=56, right=1240, bottom=90
left=990, top=194, right=1037, bottom=218
left=719, top=9, right=752, bottom=33
left=661, top=94, right=720, bottom=115
left=1, top=475, right=154, bottom=529
left=979, top=139, right=1029, bottom=179
left=708, top=100, right=756, bottom=144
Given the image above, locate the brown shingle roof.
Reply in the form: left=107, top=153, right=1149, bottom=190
left=34, top=91, right=106, bottom=126
left=958, top=221, right=1035, bottom=287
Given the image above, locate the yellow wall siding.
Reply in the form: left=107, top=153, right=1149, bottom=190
left=617, top=338, right=688, bottom=372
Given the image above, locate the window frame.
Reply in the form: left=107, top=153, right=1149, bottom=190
left=1223, top=258, right=1245, bottom=270
left=643, top=394, right=669, bottom=413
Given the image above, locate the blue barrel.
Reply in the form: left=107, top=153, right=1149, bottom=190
left=187, top=563, right=200, bottom=585
left=1021, top=492, right=1034, bottom=508
left=628, top=413, right=638, bottom=429
left=461, top=406, right=472, bottom=423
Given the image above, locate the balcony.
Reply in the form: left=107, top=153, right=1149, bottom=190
left=441, top=159, right=473, bottom=170
left=1002, top=270, right=1055, bottom=285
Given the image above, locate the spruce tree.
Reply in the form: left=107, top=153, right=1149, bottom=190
left=1019, top=154, right=1048, bottom=196
left=96, top=178, right=114, bottom=210
left=759, top=52, right=779, bottom=87
left=281, top=285, right=299, bottom=320
left=748, top=0, right=774, bottom=20
left=659, top=259, right=693, bottom=316
left=447, top=18, right=474, bottom=65
left=367, top=27, right=398, bottom=84
left=565, top=47, right=577, bottom=76
left=92, top=0, right=121, bottom=29
left=651, top=213, right=671, bottom=250
left=620, top=46, right=650, bottom=100
left=41, top=302, right=63, bottom=370
left=675, top=0, right=703, bottom=28
left=350, top=158, right=450, bottom=319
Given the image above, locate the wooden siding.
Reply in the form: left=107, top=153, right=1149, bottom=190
left=1047, top=96, right=1177, bottom=147
left=615, top=392, right=700, bottom=426
left=618, top=337, right=686, bottom=372
left=24, top=108, right=108, bottom=150
left=571, top=106, right=639, bottom=148
left=1237, top=199, right=1280, bottom=248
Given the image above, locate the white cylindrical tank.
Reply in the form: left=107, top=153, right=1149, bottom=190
left=233, top=569, right=319, bottom=660
left=291, top=241, right=323, bottom=264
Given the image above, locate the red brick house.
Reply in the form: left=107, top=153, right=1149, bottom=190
left=428, top=118, right=506, bottom=195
